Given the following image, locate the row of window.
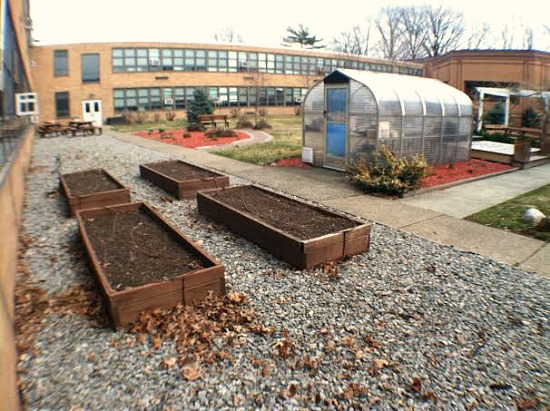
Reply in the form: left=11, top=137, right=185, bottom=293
left=112, top=48, right=422, bottom=76
left=54, top=50, right=100, bottom=82
left=52, top=86, right=307, bottom=118
left=53, top=47, right=422, bottom=80
left=113, top=86, right=308, bottom=112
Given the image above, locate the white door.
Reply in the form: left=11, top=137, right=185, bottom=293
left=82, top=100, right=103, bottom=126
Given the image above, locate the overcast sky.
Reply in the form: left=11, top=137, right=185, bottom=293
left=30, top=0, right=549, bottom=51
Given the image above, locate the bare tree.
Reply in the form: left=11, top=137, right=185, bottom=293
left=464, top=22, right=492, bottom=49
left=422, top=5, right=465, bottom=57
left=243, top=70, right=267, bottom=126
left=214, top=27, right=243, bottom=43
left=397, top=6, right=427, bottom=59
left=523, top=27, right=534, bottom=50
left=331, top=23, right=373, bottom=56
left=500, top=24, right=515, bottom=49
left=375, top=7, right=405, bottom=60
left=544, top=24, right=550, bottom=51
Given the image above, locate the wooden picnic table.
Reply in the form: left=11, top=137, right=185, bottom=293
left=36, top=122, right=73, bottom=137
left=68, top=120, right=102, bottom=136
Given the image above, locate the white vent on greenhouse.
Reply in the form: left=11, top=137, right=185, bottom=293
left=302, top=147, right=314, bottom=163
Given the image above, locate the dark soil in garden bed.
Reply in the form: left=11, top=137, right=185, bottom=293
left=146, top=161, right=219, bottom=180
left=210, top=185, right=357, bottom=239
left=63, top=169, right=121, bottom=196
left=83, top=209, right=206, bottom=290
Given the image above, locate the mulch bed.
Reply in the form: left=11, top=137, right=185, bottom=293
left=272, top=158, right=310, bottom=168
left=134, top=130, right=249, bottom=148
left=272, top=158, right=514, bottom=190
left=420, top=159, right=514, bottom=189
left=83, top=208, right=206, bottom=290
left=209, top=185, right=357, bottom=239
left=62, top=169, right=121, bottom=196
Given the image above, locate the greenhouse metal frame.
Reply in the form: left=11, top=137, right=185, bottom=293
left=302, top=69, right=473, bottom=170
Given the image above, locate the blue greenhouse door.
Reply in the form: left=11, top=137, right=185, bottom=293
left=325, top=87, right=348, bottom=170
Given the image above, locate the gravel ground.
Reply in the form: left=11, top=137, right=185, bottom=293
left=16, top=134, right=549, bottom=410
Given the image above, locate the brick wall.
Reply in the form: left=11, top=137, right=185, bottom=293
left=0, top=129, right=34, bottom=411
left=30, top=42, right=422, bottom=121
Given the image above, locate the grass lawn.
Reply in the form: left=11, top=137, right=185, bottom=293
left=215, top=115, right=302, bottom=165
left=111, top=114, right=303, bottom=165
left=466, top=183, right=550, bottom=242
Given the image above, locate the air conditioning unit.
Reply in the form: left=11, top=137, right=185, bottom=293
left=302, top=147, right=314, bottom=163
left=164, top=98, right=174, bottom=105
left=149, top=58, right=160, bottom=66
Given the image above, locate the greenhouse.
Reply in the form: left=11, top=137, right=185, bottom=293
left=302, top=69, right=473, bottom=170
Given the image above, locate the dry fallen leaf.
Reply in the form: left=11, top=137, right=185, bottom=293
left=355, top=349, right=367, bottom=360
left=289, top=383, right=297, bottom=397
left=411, top=378, right=422, bottom=393
left=136, top=333, right=147, bottom=344
left=342, top=336, right=354, bottom=347
left=228, top=291, right=245, bottom=304
left=152, top=335, right=163, bottom=350
left=182, top=362, right=203, bottom=381
left=517, top=398, right=540, bottom=410
left=342, top=387, right=354, bottom=400
left=370, top=359, right=390, bottom=375
left=161, top=357, right=177, bottom=369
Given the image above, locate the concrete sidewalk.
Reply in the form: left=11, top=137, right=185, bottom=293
left=113, top=131, right=550, bottom=279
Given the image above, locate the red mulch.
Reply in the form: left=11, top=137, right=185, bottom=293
left=420, top=159, right=514, bottom=189
left=273, top=158, right=310, bottom=168
left=134, top=130, right=249, bottom=148
left=273, top=157, right=514, bottom=189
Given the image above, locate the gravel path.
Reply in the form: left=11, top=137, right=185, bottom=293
left=16, top=134, right=549, bottom=410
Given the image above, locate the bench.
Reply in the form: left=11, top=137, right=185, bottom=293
left=198, top=114, right=229, bottom=129
left=484, top=125, right=542, bottom=140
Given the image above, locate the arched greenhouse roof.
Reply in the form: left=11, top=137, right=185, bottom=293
left=324, top=68, right=472, bottom=117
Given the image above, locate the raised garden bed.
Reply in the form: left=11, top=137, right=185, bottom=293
left=140, top=160, right=230, bottom=199
left=60, top=168, right=131, bottom=216
left=76, top=202, right=225, bottom=329
left=197, top=185, right=371, bottom=269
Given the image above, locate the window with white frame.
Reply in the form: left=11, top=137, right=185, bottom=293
left=15, top=92, right=38, bottom=115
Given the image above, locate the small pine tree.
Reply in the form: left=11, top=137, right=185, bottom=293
left=186, top=88, right=214, bottom=123
left=521, top=106, right=540, bottom=128
left=484, top=103, right=505, bottom=125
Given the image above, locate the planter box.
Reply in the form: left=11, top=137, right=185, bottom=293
left=76, top=202, right=225, bottom=329
left=60, top=168, right=131, bottom=216
left=197, top=185, right=371, bottom=269
left=140, top=160, right=230, bottom=199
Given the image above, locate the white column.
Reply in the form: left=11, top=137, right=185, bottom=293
left=477, top=91, right=484, bottom=132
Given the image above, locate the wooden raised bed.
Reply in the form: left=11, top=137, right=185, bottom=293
left=139, top=160, right=230, bottom=199
left=60, top=168, right=131, bottom=216
left=76, top=202, right=225, bottom=329
left=197, top=185, right=371, bottom=269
